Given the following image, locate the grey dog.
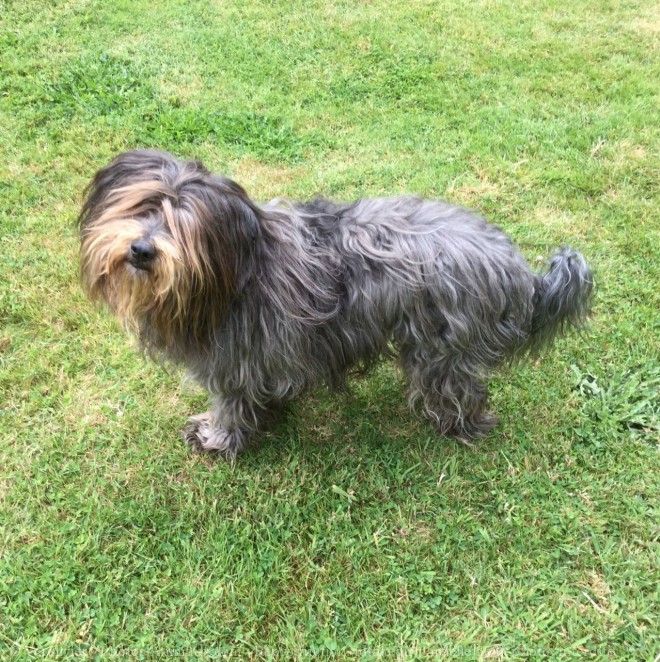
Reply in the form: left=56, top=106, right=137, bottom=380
left=79, top=150, right=593, bottom=458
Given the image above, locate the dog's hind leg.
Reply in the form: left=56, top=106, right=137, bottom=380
left=183, top=395, right=280, bottom=459
left=399, top=342, right=499, bottom=442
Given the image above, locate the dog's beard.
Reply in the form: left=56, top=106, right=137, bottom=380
left=80, top=217, right=189, bottom=341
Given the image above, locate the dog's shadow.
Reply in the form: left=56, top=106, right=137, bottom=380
left=250, top=364, right=480, bottom=465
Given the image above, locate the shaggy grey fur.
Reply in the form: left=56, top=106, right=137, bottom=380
left=79, top=150, right=594, bottom=458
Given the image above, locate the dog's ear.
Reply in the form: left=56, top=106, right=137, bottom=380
left=169, top=171, right=263, bottom=310
left=206, top=176, right=262, bottom=246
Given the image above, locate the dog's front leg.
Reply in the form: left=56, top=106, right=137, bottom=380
left=182, top=394, right=266, bottom=459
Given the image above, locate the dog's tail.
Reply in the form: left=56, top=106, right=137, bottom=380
left=526, top=247, right=594, bottom=354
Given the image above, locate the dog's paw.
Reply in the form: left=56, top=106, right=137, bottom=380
left=448, top=413, right=499, bottom=443
left=182, top=413, right=247, bottom=459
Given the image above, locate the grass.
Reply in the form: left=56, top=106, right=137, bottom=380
left=1, top=0, right=658, bottom=658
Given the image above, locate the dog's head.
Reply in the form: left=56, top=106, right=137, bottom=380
left=79, top=150, right=261, bottom=345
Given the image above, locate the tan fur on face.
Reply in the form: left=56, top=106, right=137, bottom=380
left=79, top=180, right=218, bottom=344
left=81, top=216, right=183, bottom=335
left=79, top=150, right=259, bottom=353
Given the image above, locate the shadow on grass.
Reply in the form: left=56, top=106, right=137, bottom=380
left=241, top=368, right=483, bottom=470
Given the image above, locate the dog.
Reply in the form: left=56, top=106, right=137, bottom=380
left=79, top=149, right=593, bottom=458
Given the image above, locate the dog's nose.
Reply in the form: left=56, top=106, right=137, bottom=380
left=130, top=240, right=157, bottom=267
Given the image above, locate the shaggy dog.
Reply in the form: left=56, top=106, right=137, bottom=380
left=79, top=150, right=593, bottom=458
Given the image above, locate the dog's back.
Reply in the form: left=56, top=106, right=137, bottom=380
left=291, top=196, right=537, bottom=347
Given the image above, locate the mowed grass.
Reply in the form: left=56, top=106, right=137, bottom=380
left=1, top=0, right=659, bottom=658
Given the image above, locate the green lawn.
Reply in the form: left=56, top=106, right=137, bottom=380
left=1, top=0, right=659, bottom=659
